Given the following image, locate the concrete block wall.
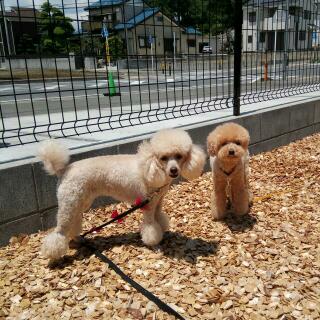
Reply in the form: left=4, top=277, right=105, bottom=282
left=4, top=56, right=76, bottom=71
left=0, top=99, right=319, bottom=246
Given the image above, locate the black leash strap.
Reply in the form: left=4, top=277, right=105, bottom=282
left=80, top=196, right=186, bottom=320
left=82, top=199, right=150, bottom=237
left=81, top=239, right=186, bottom=320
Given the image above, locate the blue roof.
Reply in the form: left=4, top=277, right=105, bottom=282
left=185, top=27, right=201, bottom=35
left=114, top=7, right=160, bottom=30
left=84, top=0, right=127, bottom=11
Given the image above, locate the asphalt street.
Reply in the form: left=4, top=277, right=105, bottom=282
left=1, top=63, right=320, bottom=119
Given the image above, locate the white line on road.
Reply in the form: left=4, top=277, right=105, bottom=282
left=0, top=82, right=232, bottom=104
left=88, top=80, right=108, bottom=88
left=130, top=81, right=145, bottom=85
left=0, top=87, right=13, bottom=91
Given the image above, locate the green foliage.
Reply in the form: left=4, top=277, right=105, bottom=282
left=146, top=0, right=248, bottom=35
left=16, top=33, right=37, bottom=55
left=81, top=36, right=124, bottom=62
left=108, top=36, right=124, bottom=62
left=38, top=1, right=75, bottom=54
left=81, top=37, right=104, bottom=56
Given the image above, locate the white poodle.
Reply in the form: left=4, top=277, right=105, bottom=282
left=39, top=129, right=206, bottom=261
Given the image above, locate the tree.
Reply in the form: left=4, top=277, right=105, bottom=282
left=108, top=36, right=125, bottom=62
left=146, top=0, right=248, bottom=36
left=38, top=1, right=74, bottom=54
left=16, top=33, right=37, bottom=55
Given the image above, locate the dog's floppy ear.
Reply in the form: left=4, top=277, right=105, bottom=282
left=181, top=144, right=206, bottom=180
left=240, top=128, right=250, bottom=150
left=207, top=131, right=218, bottom=156
left=138, top=140, right=167, bottom=188
left=144, top=156, right=167, bottom=188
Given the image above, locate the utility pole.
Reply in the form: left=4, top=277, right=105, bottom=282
left=283, top=0, right=289, bottom=80
left=233, top=0, right=243, bottom=116
left=0, top=0, right=11, bottom=56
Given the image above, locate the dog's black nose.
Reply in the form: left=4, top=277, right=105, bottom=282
left=170, top=167, right=178, bottom=175
left=229, top=149, right=235, bottom=156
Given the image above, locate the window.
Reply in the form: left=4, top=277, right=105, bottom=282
left=289, top=6, right=303, bottom=17
left=248, top=35, right=253, bottom=43
left=187, top=39, right=196, bottom=47
left=157, top=16, right=163, bottom=22
left=259, top=32, right=266, bottom=43
left=266, top=7, right=277, bottom=18
left=304, top=10, right=311, bottom=20
left=248, top=12, right=256, bottom=23
left=138, top=36, right=154, bottom=48
left=139, top=37, right=145, bottom=48
left=299, top=30, right=306, bottom=41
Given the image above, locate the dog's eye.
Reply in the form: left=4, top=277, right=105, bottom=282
left=175, top=154, right=182, bottom=160
left=221, top=142, right=228, bottom=146
left=160, top=156, right=168, bottom=161
left=235, top=141, right=241, bottom=146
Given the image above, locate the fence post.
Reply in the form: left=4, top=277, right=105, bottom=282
left=233, top=0, right=243, bottom=116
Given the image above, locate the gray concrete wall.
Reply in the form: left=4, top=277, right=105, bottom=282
left=4, top=56, right=77, bottom=70
left=0, top=99, right=319, bottom=246
left=84, top=56, right=97, bottom=70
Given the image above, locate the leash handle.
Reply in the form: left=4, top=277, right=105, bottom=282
left=81, top=199, right=150, bottom=237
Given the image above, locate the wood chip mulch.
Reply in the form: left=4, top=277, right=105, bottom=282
left=0, top=133, right=319, bottom=320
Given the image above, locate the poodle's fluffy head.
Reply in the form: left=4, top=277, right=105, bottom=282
left=207, top=122, right=250, bottom=166
left=138, top=128, right=206, bottom=187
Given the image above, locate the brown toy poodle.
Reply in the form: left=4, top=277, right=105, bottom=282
left=207, top=122, right=251, bottom=220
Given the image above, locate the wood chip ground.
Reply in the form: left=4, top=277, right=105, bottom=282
left=1, top=133, right=319, bottom=320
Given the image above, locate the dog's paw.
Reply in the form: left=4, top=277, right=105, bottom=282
left=141, top=222, right=163, bottom=246
left=41, top=232, right=68, bottom=260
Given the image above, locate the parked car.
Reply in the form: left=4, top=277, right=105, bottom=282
left=202, top=45, right=213, bottom=53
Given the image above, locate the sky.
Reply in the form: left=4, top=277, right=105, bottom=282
left=3, top=0, right=91, bottom=31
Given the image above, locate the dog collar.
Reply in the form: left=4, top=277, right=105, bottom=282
left=219, top=166, right=236, bottom=176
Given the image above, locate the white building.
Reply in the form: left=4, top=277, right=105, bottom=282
left=243, top=0, right=316, bottom=52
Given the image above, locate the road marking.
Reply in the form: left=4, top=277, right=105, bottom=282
left=0, top=83, right=232, bottom=104
left=130, top=81, right=145, bottom=85
left=0, top=86, right=13, bottom=91
left=44, top=85, right=60, bottom=90
left=35, top=84, right=68, bottom=91
left=88, top=80, right=108, bottom=88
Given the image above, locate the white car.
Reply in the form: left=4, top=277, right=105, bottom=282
left=202, top=45, right=213, bottom=53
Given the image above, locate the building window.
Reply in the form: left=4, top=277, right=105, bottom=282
left=157, top=16, right=163, bottom=22
left=248, top=12, right=256, bottom=23
left=248, top=35, right=253, bottom=43
left=106, top=13, right=112, bottom=21
left=304, top=10, right=311, bottom=20
left=299, top=30, right=306, bottom=41
left=139, top=37, right=146, bottom=48
left=187, top=39, right=196, bottom=47
left=138, top=36, right=154, bottom=48
left=259, top=32, right=266, bottom=43
left=289, top=6, right=303, bottom=17
left=266, top=7, right=277, bottom=18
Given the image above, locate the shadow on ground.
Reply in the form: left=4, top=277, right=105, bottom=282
left=223, top=213, right=257, bottom=232
left=49, top=231, right=219, bottom=269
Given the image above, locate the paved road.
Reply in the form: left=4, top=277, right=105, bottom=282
left=1, top=63, right=320, bottom=118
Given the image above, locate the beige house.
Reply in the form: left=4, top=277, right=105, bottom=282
left=82, top=0, right=206, bottom=56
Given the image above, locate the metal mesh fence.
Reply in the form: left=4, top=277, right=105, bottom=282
left=242, top=0, right=320, bottom=104
left=0, top=0, right=319, bottom=147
